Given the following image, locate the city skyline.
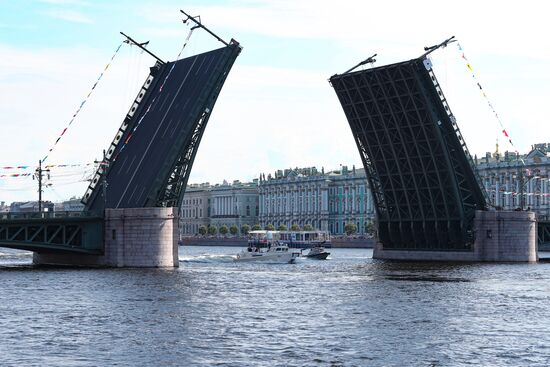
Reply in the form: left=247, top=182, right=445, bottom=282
left=1, top=0, right=549, bottom=203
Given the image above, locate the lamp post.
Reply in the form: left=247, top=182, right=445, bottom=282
left=34, top=160, right=50, bottom=213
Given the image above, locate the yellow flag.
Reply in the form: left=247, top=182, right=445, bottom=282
left=467, top=63, right=473, bottom=71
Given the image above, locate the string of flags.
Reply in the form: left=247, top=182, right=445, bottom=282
left=1, top=162, right=95, bottom=171
left=0, top=162, right=98, bottom=178
left=112, top=26, right=195, bottom=162
left=0, top=173, right=33, bottom=178
left=456, top=42, right=515, bottom=150
left=1, top=166, right=31, bottom=170
left=41, top=42, right=125, bottom=163
left=488, top=189, right=550, bottom=197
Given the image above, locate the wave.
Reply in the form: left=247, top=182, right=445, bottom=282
left=179, top=253, right=237, bottom=263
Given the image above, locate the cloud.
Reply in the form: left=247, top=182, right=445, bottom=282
left=2, top=0, right=549, bottom=203
left=38, top=0, right=90, bottom=5
left=43, top=9, right=94, bottom=24
left=0, top=43, right=150, bottom=203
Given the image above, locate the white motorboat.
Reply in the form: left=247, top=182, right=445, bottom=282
left=303, top=246, right=330, bottom=260
left=235, top=231, right=300, bottom=264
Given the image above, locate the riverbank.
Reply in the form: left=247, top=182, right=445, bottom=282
left=180, top=237, right=375, bottom=248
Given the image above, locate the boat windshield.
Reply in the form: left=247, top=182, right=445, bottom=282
left=247, top=230, right=282, bottom=249
left=278, top=231, right=330, bottom=243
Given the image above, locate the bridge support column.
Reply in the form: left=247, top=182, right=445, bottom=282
left=33, top=207, right=179, bottom=267
left=373, top=210, right=537, bottom=262
left=473, top=210, right=537, bottom=262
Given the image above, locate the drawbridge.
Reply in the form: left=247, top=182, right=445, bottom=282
left=82, top=42, right=240, bottom=211
left=0, top=13, right=241, bottom=255
left=330, top=39, right=488, bottom=251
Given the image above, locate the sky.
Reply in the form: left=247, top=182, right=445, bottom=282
left=0, top=0, right=549, bottom=204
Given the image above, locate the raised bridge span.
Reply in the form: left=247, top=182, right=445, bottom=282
left=0, top=27, right=241, bottom=257
left=330, top=53, right=490, bottom=252
left=330, top=46, right=536, bottom=262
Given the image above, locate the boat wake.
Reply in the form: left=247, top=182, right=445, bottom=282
left=179, top=253, right=237, bottom=263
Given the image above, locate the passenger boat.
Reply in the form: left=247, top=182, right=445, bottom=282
left=278, top=230, right=332, bottom=249
left=236, top=231, right=300, bottom=263
left=303, top=246, right=330, bottom=260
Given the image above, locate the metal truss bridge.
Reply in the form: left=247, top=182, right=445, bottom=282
left=330, top=51, right=489, bottom=251
left=0, top=20, right=241, bottom=256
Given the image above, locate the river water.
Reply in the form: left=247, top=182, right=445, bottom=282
left=1, top=246, right=550, bottom=366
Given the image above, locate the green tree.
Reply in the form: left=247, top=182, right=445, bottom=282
left=290, top=224, right=300, bottom=231
left=365, top=222, right=376, bottom=237
left=230, top=225, right=239, bottom=235
left=303, top=224, right=313, bottom=231
left=278, top=224, right=287, bottom=231
left=219, top=225, right=229, bottom=235
left=198, top=225, right=207, bottom=236
left=251, top=224, right=261, bottom=231
left=345, top=223, right=357, bottom=236
left=208, top=225, right=217, bottom=235
left=241, top=224, right=250, bottom=235
left=265, top=224, right=275, bottom=230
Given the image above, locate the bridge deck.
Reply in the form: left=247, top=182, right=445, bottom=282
left=330, top=57, right=487, bottom=250
left=83, top=42, right=241, bottom=211
left=0, top=212, right=103, bottom=254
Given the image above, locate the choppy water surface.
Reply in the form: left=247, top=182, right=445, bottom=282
left=1, top=246, right=550, bottom=366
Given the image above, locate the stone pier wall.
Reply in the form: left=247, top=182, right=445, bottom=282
left=474, top=210, right=537, bottom=262
left=373, top=210, right=537, bottom=262
left=33, top=207, right=179, bottom=267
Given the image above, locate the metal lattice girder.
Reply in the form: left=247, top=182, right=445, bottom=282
left=83, top=41, right=241, bottom=212
left=538, top=220, right=550, bottom=248
left=330, top=57, right=487, bottom=251
left=0, top=213, right=103, bottom=254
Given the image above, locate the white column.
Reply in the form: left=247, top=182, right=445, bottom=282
left=495, top=178, right=500, bottom=207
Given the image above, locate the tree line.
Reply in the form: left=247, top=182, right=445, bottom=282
left=195, top=222, right=375, bottom=236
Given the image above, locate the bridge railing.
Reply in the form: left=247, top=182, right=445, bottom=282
left=425, top=61, right=490, bottom=206
left=0, top=211, right=102, bottom=221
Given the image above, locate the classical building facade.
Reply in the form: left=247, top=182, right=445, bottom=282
left=327, top=167, right=376, bottom=235
left=475, top=143, right=550, bottom=220
left=9, top=201, right=55, bottom=213
left=209, top=180, right=260, bottom=229
left=54, top=197, right=85, bottom=212
left=181, top=143, right=550, bottom=237
left=259, top=165, right=376, bottom=235
left=180, top=183, right=211, bottom=235
left=180, top=180, right=260, bottom=235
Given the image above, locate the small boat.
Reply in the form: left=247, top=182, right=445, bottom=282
left=303, top=246, right=330, bottom=260
left=279, top=230, right=332, bottom=249
left=235, top=242, right=300, bottom=263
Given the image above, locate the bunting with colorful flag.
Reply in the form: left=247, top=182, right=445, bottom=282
left=0, top=173, right=33, bottom=178
left=456, top=42, right=516, bottom=150
left=1, top=162, right=94, bottom=171
left=41, top=42, right=125, bottom=163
